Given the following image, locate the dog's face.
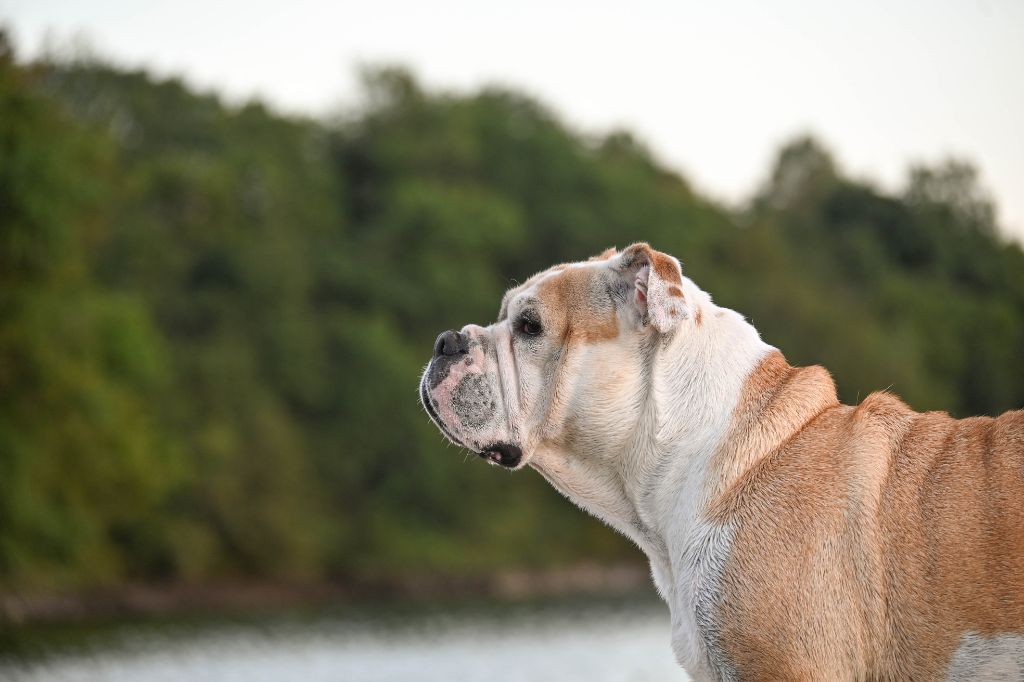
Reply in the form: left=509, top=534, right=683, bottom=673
left=420, top=243, right=696, bottom=472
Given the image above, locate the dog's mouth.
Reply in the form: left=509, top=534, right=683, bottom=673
left=478, top=442, right=522, bottom=468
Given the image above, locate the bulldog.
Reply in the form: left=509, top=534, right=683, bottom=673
left=419, top=243, right=1024, bottom=681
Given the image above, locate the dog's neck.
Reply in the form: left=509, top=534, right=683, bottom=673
left=638, top=308, right=840, bottom=571
left=531, top=301, right=839, bottom=577
left=629, top=306, right=773, bottom=550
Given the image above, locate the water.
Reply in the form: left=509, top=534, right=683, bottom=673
left=0, top=596, right=689, bottom=681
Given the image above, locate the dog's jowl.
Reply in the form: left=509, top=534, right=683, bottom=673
left=419, top=242, right=1024, bottom=681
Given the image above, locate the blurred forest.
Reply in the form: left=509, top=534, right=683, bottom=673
left=1, top=34, right=1023, bottom=595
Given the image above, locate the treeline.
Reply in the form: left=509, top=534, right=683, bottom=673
left=1, top=36, right=1022, bottom=593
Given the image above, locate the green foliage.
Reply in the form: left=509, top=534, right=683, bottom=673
left=0, top=40, right=177, bottom=587
left=1, top=46, right=1022, bottom=592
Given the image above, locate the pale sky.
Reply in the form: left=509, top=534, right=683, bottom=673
left=4, top=0, right=1023, bottom=242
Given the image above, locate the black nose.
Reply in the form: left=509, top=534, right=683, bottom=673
left=434, top=329, right=469, bottom=357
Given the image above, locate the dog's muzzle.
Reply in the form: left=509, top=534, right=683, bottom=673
left=421, top=329, right=522, bottom=468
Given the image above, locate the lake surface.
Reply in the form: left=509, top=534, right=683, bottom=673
left=0, top=595, right=689, bottom=681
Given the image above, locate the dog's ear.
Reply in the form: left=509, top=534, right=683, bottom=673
left=619, top=243, right=688, bottom=333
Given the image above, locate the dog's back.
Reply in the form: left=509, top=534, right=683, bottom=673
left=709, top=385, right=1024, bottom=680
left=880, top=406, right=1024, bottom=680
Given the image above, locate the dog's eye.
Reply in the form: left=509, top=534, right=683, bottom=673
left=519, top=317, right=542, bottom=337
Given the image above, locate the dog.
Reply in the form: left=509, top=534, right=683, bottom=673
left=419, top=243, right=1024, bottom=680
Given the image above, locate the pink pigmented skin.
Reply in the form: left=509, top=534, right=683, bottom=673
left=430, top=379, right=458, bottom=426
left=635, top=265, right=650, bottom=305
left=427, top=338, right=490, bottom=439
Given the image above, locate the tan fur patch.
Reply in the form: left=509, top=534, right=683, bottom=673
left=667, top=285, right=685, bottom=298
left=498, top=263, right=573, bottom=321
left=706, top=352, right=1024, bottom=679
left=620, top=242, right=651, bottom=264
left=651, top=251, right=682, bottom=284
left=536, top=267, right=619, bottom=343
left=620, top=243, right=682, bottom=286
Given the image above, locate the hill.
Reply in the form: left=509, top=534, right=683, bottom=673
left=2, top=38, right=1022, bottom=595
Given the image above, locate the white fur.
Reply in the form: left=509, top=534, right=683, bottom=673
left=946, top=633, right=1024, bottom=681
left=524, top=273, right=771, bottom=677
left=423, top=253, right=773, bottom=679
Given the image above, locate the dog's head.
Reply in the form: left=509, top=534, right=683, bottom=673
left=419, top=243, right=702, bottom=471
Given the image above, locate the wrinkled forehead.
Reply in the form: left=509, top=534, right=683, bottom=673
left=497, top=257, right=628, bottom=340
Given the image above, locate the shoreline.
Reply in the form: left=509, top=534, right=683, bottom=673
left=0, top=561, right=653, bottom=627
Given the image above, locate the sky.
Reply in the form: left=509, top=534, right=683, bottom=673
left=3, top=0, right=1023, bottom=242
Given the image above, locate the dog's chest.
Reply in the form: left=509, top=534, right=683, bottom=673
left=664, top=515, right=737, bottom=682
